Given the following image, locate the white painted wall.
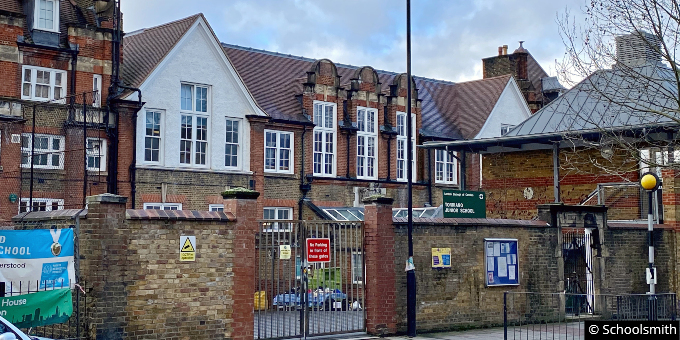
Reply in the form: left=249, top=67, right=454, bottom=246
left=127, top=18, right=264, bottom=173
left=474, top=77, right=531, bottom=139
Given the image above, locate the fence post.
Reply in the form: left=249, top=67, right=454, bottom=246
left=504, top=292, right=508, bottom=340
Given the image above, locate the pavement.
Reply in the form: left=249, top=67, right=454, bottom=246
left=385, top=327, right=505, bottom=340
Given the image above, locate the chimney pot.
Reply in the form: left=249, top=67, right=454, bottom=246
left=502, top=45, right=508, bottom=55
left=498, top=46, right=503, bottom=56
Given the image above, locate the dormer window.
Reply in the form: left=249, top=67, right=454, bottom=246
left=34, top=0, right=59, bottom=32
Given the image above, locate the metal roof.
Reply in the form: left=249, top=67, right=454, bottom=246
left=423, top=63, right=680, bottom=153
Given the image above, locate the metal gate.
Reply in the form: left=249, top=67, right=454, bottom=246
left=255, top=220, right=365, bottom=339
left=562, top=228, right=594, bottom=315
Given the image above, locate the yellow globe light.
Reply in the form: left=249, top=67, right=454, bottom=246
left=640, top=172, right=659, bottom=191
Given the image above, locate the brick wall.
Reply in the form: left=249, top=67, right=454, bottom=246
left=482, top=149, right=639, bottom=220
left=391, top=219, right=561, bottom=332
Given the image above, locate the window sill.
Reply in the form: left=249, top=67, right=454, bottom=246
left=136, top=164, right=253, bottom=175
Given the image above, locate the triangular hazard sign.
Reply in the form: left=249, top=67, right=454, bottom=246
left=181, top=238, right=195, bottom=252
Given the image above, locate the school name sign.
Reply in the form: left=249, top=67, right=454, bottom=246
left=442, top=190, right=486, bottom=218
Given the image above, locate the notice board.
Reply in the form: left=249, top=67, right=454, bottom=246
left=484, top=238, right=519, bottom=286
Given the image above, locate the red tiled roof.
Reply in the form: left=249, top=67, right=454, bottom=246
left=527, top=53, right=550, bottom=103
left=419, top=75, right=511, bottom=139
left=223, top=44, right=511, bottom=138
left=121, top=14, right=201, bottom=89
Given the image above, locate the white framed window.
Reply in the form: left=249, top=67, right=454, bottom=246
left=34, top=0, right=59, bottom=32
left=92, top=74, right=102, bottom=108
left=225, top=118, right=240, bottom=168
left=435, top=149, right=457, bottom=184
left=357, top=107, right=377, bottom=179
left=143, top=203, right=182, bottom=210
left=19, top=198, right=63, bottom=213
left=86, top=137, right=107, bottom=172
left=396, top=112, right=416, bottom=181
left=179, top=115, right=208, bottom=166
left=264, top=130, right=293, bottom=174
left=144, top=110, right=162, bottom=163
left=313, top=101, right=336, bottom=177
left=179, top=83, right=209, bottom=167
left=351, top=252, right=363, bottom=284
left=501, top=124, right=515, bottom=136
left=180, top=83, right=209, bottom=113
left=21, top=66, right=66, bottom=102
left=20, top=134, right=64, bottom=169
left=209, top=204, right=224, bottom=212
left=263, top=207, right=293, bottom=232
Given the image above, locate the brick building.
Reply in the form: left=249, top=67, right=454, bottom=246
left=118, top=13, right=548, bottom=221
left=0, top=0, right=139, bottom=225
left=483, top=42, right=564, bottom=113
left=424, top=32, right=679, bottom=222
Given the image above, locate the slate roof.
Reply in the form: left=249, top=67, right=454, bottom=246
left=223, top=44, right=513, bottom=140
left=505, top=63, right=678, bottom=137
left=122, top=14, right=201, bottom=89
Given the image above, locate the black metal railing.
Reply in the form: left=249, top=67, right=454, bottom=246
left=504, top=292, right=676, bottom=340
left=3, top=280, right=87, bottom=340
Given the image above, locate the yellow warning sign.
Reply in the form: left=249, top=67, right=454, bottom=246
left=179, top=236, right=196, bottom=262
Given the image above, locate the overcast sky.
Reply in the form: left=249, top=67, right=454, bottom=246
left=121, top=0, right=585, bottom=83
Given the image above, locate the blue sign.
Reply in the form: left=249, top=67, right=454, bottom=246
left=0, top=229, right=75, bottom=293
left=484, top=238, right=519, bottom=286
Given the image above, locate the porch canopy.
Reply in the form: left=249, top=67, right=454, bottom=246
left=421, top=63, right=680, bottom=202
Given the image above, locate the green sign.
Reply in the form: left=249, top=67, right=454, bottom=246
left=2, top=288, right=72, bottom=328
left=443, top=190, right=486, bottom=218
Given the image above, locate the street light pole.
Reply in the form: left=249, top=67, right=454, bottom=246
left=640, top=172, right=659, bottom=321
left=405, top=0, right=416, bottom=337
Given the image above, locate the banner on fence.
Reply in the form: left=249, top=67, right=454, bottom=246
left=0, top=229, right=75, bottom=293
left=2, top=288, right=73, bottom=328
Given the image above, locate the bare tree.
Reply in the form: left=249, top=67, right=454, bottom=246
left=555, top=0, right=680, bottom=177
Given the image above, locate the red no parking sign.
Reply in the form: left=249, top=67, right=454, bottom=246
left=306, top=238, right=330, bottom=263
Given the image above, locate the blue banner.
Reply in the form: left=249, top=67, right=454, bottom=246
left=0, top=229, right=75, bottom=293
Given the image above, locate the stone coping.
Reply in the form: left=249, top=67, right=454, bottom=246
left=393, top=217, right=548, bottom=227
left=12, top=209, right=87, bottom=222
left=126, top=209, right=236, bottom=221
left=607, top=222, right=676, bottom=230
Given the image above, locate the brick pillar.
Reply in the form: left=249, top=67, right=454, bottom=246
left=223, top=191, right=260, bottom=340
left=363, top=196, right=397, bottom=336
left=80, top=193, right=129, bottom=340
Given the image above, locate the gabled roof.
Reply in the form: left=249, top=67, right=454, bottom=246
left=122, top=14, right=201, bottom=89
left=505, top=63, right=678, bottom=137
left=223, top=44, right=514, bottom=139
left=419, top=75, right=511, bottom=140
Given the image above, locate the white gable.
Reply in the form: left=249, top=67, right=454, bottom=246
left=474, top=77, right=531, bottom=140
left=129, top=17, right=266, bottom=172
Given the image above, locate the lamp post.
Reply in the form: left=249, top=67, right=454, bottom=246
left=640, top=171, right=659, bottom=321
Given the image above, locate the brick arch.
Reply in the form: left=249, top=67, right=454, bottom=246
left=308, top=59, right=340, bottom=87
left=351, top=66, right=381, bottom=94
left=391, top=73, right=418, bottom=100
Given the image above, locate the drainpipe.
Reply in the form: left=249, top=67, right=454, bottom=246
left=117, top=85, right=142, bottom=209
left=427, top=148, right=432, bottom=205
left=298, top=126, right=309, bottom=220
